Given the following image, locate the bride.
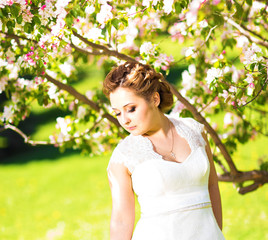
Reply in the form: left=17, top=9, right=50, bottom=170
left=103, top=61, right=225, bottom=240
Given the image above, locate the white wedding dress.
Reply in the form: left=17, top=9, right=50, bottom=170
left=108, top=115, right=225, bottom=240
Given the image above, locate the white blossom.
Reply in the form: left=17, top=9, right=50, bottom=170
left=1, top=105, right=13, bottom=122
left=56, top=117, right=71, bottom=136
left=59, top=60, right=74, bottom=77
left=199, top=20, right=208, bottom=28
left=0, top=76, right=9, bottom=93
left=182, top=70, right=196, bottom=90
left=47, top=83, right=59, bottom=100
left=163, top=0, right=174, bottom=14
left=77, top=106, right=87, bottom=119
left=96, top=4, right=113, bottom=25
left=243, top=43, right=263, bottom=65
left=85, top=5, right=95, bottom=15
left=205, top=67, right=223, bottom=85
left=245, top=73, right=254, bottom=84
left=140, top=42, right=156, bottom=55
left=84, top=27, right=103, bottom=41
left=184, top=47, right=195, bottom=57
left=236, top=35, right=249, bottom=48
left=247, top=83, right=255, bottom=96
left=228, top=86, right=237, bottom=93
left=169, top=22, right=187, bottom=36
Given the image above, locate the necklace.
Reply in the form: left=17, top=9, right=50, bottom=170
left=169, top=121, right=176, bottom=160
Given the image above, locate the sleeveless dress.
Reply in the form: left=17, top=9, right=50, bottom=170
left=108, top=115, right=225, bottom=240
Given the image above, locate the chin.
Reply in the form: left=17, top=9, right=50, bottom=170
left=127, top=129, right=142, bottom=136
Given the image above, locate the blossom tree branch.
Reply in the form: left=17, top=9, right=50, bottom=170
left=72, top=30, right=139, bottom=63
left=224, top=16, right=268, bottom=48
left=44, top=74, right=121, bottom=128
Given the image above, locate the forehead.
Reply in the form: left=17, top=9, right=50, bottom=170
left=110, top=87, right=145, bottom=109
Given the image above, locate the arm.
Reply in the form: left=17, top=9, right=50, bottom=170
left=202, top=132, right=223, bottom=230
left=108, top=162, right=135, bottom=240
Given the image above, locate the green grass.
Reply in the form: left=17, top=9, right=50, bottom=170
left=0, top=134, right=267, bottom=240
left=0, top=150, right=111, bottom=240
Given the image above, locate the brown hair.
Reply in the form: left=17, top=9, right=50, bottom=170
left=103, top=61, right=173, bottom=112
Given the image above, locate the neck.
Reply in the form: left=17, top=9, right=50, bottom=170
left=143, top=113, right=170, bottom=139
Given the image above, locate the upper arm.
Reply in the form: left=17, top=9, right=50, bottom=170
left=201, top=132, right=218, bottom=187
left=108, top=162, right=135, bottom=224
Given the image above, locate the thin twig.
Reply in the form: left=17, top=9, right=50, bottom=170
left=2, top=124, right=51, bottom=146
left=173, top=25, right=217, bottom=65
left=72, top=30, right=138, bottom=63
left=234, top=65, right=268, bottom=108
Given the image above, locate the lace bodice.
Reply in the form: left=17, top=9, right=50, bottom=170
left=108, top=115, right=206, bottom=174
left=108, top=115, right=226, bottom=240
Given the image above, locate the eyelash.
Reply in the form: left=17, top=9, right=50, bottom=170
left=115, top=107, right=136, bottom=116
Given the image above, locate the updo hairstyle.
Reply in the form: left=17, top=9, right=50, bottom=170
left=103, top=61, right=174, bottom=112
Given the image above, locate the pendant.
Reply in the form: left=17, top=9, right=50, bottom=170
left=170, top=151, right=176, bottom=159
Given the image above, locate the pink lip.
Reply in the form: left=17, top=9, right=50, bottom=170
left=126, top=126, right=136, bottom=131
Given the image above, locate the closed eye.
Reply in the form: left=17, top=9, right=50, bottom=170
left=127, top=106, right=136, bottom=113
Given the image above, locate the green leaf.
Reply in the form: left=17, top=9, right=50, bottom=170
left=213, top=13, right=224, bottom=26
left=246, top=0, right=252, bottom=6
left=24, top=22, right=34, bottom=33
left=66, top=15, right=73, bottom=27
left=70, top=9, right=78, bottom=18
left=33, top=16, right=41, bottom=26
left=174, top=2, right=182, bottom=14
left=121, top=17, right=128, bottom=27
left=17, top=14, right=23, bottom=24
left=37, top=94, right=44, bottom=106
left=111, top=18, right=120, bottom=30
left=226, top=0, right=232, bottom=11
left=6, top=20, right=15, bottom=34
left=10, top=4, right=20, bottom=17
left=234, top=1, right=243, bottom=20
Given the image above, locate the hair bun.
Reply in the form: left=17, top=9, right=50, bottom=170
left=103, top=61, right=174, bottom=112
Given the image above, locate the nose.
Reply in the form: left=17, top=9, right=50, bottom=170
left=121, top=113, right=130, bottom=125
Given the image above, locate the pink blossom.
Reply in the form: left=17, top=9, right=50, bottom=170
left=222, top=50, right=226, bottom=54
left=247, top=82, right=255, bottom=95
left=248, top=82, right=255, bottom=88
left=237, top=97, right=247, bottom=106
left=40, top=4, right=46, bottom=10
left=212, top=0, right=220, bottom=5
left=228, top=86, right=237, bottom=93
left=245, top=73, right=254, bottom=84
left=7, top=0, right=14, bottom=6
left=64, top=44, right=72, bottom=54
left=22, top=9, right=34, bottom=22
left=171, top=101, right=186, bottom=114
left=69, top=101, right=75, bottom=111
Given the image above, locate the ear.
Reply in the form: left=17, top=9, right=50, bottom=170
left=152, top=92, right=160, bottom=107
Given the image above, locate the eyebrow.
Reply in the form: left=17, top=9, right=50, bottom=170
left=111, top=103, right=134, bottom=110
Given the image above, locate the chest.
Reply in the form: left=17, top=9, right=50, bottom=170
left=131, top=147, right=210, bottom=197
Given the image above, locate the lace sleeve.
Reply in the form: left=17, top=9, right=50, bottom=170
left=179, top=117, right=206, bottom=147
left=183, top=118, right=205, bottom=134
left=107, top=146, right=126, bottom=170
left=107, top=141, right=136, bottom=173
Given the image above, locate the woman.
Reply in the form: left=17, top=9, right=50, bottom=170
left=103, top=61, right=225, bottom=240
